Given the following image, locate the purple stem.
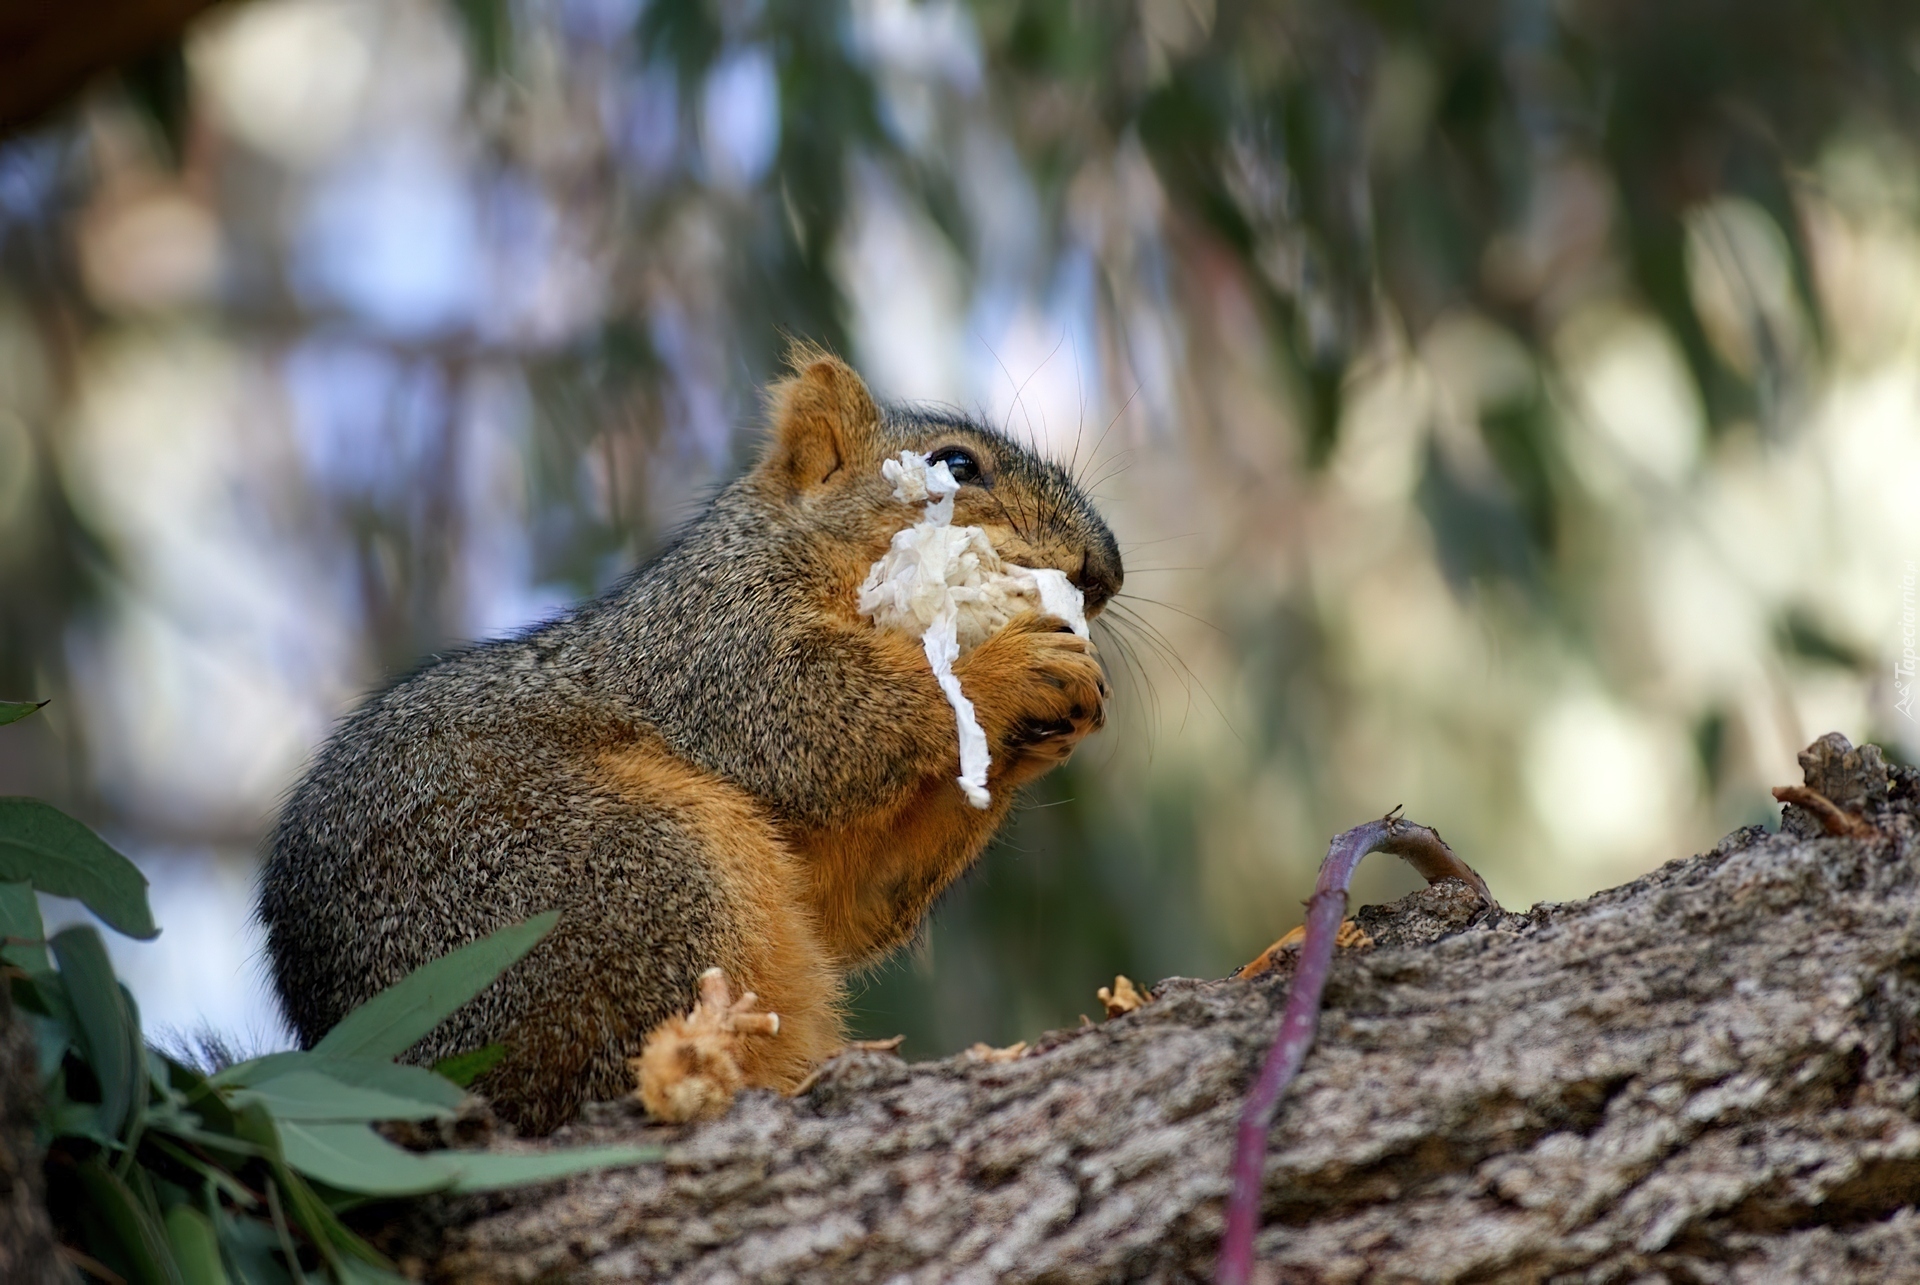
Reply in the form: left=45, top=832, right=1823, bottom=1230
left=1215, top=815, right=1489, bottom=1285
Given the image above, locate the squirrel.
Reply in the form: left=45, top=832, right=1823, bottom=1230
left=258, top=351, right=1123, bottom=1134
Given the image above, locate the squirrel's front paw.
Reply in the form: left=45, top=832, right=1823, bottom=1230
left=630, top=967, right=780, bottom=1123
left=959, top=611, right=1109, bottom=768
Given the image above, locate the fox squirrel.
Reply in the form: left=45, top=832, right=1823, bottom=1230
left=259, top=352, right=1122, bottom=1134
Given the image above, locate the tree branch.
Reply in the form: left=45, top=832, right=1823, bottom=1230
left=400, top=740, right=1920, bottom=1283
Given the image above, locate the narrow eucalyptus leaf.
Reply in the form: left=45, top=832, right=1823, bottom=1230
left=123, top=984, right=151, bottom=1142
left=149, top=1137, right=259, bottom=1210
left=0, top=799, right=158, bottom=938
left=142, top=1092, right=193, bottom=1135
left=48, top=1095, right=116, bottom=1144
left=0, top=698, right=47, bottom=727
left=212, top=1205, right=290, bottom=1285
left=78, top=1157, right=184, bottom=1285
left=264, top=1162, right=361, bottom=1274
left=165, top=1204, right=232, bottom=1285
left=180, top=1087, right=244, bottom=1142
left=444, top=1143, right=662, bottom=1193
left=52, top=925, right=141, bottom=1140
left=159, top=1123, right=268, bottom=1165
left=148, top=1047, right=180, bottom=1102
left=229, top=1100, right=284, bottom=1162
left=217, top=1052, right=465, bottom=1111
left=14, top=963, right=69, bottom=1015
left=275, top=1170, right=403, bottom=1274
left=212, top=1049, right=324, bottom=1088
left=312, top=910, right=559, bottom=1061
left=168, top=1062, right=243, bottom=1137
left=27, top=1007, right=72, bottom=1082
left=0, top=878, right=47, bottom=971
left=229, top=1069, right=456, bottom=1123
left=276, top=1121, right=458, bottom=1196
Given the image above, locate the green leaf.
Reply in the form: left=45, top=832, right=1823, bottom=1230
left=0, top=878, right=47, bottom=972
left=278, top=1115, right=657, bottom=1196
left=149, top=1137, right=259, bottom=1211
left=312, top=910, right=558, bottom=1061
left=276, top=1121, right=659, bottom=1199
left=264, top=1161, right=357, bottom=1275
left=78, top=1157, right=184, bottom=1285
left=164, top=1058, right=244, bottom=1138
left=47, top=1091, right=120, bottom=1145
left=275, top=1121, right=458, bottom=1197
left=0, top=699, right=47, bottom=727
left=443, top=1144, right=661, bottom=1193
left=258, top=1170, right=311, bottom=1280
left=0, top=799, right=158, bottom=939
left=228, top=1107, right=377, bottom=1277
left=432, top=1043, right=506, bottom=1088
left=228, top=1100, right=284, bottom=1161
left=52, top=925, right=145, bottom=1141
left=216, top=1053, right=465, bottom=1112
left=160, top=1123, right=270, bottom=1166
left=14, top=962, right=71, bottom=1016
left=165, top=1204, right=232, bottom=1285
left=229, top=1070, right=455, bottom=1123
left=269, top=1169, right=398, bottom=1275
left=210, top=1205, right=290, bottom=1285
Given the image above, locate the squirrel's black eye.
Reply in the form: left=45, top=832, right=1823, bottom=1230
left=928, top=446, right=982, bottom=486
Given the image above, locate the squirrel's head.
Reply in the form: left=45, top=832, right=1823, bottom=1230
left=750, top=349, right=1124, bottom=617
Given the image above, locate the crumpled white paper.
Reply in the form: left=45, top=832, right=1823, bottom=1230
left=858, top=450, right=1089, bottom=809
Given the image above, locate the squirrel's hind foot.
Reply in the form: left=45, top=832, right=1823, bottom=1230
left=630, top=967, right=780, bottom=1123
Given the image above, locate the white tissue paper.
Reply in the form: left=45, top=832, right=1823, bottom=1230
left=858, top=450, right=1089, bottom=809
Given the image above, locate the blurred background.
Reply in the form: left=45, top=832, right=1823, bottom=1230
left=1, top=0, right=1917, bottom=1059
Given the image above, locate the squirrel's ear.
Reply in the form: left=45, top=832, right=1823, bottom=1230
left=762, top=354, right=879, bottom=494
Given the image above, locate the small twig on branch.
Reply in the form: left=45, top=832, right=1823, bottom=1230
left=1771, top=785, right=1877, bottom=838
left=1216, top=813, right=1493, bottom=1285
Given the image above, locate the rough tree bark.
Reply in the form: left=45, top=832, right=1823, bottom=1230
left=411, top=737, right=1920, bottom=1283
left=0, top=980, right=62, bottom=1282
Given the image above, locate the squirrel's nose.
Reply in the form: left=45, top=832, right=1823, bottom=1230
left=1072, top=540, right=1123, bottom=617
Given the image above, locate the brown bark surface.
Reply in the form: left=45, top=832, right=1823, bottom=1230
left=0, top=984, right=62, bottom=1282
left=422, top=738, right=1920, bottom=1283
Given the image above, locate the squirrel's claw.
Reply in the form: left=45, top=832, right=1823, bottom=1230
left=960, top=610, right=1108, bottom=773
left=631, top=967, right=780, bottom=1123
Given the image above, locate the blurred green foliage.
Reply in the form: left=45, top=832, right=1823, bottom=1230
left=609, top=0, right=1920, bottom=463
